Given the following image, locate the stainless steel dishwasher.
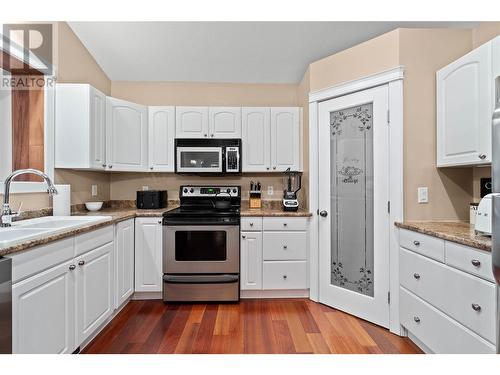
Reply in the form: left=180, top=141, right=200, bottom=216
left=0, top=257, right=12, bottom=354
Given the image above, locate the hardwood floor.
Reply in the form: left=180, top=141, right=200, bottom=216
left=82, top=299, right=422, bottom=354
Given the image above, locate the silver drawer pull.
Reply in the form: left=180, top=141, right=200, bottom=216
left=283, top=245, right=288, bottom=249
left=471, top=304, right=482, bottom=312
left=413, top=273, right=421, bottom=280
left=414, top=316, right=421, bottom=323
left=471, top=259, right=481, bottom=267
left=250, top=222, right=254, bottom=226
left=478, top=154, right=487, bottom=160
left=413, top=240, right=420, bottom=246
left=69, top=264, right=76, bottom=271
left=283, top=275, right=287, bottom=279
left=283, top=223, right=288, bottom=227
left=242, top=235, right=246, bottom=239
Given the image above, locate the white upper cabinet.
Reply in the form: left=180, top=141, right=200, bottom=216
left=175, top=106, right=209, bottom=138
left=106, top=97, right=148, bottom=171
left=148, top=106, right=175, bottom=172
left=209, top=107, right=242, bottom=138
left=271, top=107, right=301, bottom=171
left=55, top=84, right=107, bottom=170
left=437, top=39, right=496, bottom=167
left=242, top=107, right=271, bottom=172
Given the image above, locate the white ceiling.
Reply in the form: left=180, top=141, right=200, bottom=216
left=69, top=22, right=477, bottom=84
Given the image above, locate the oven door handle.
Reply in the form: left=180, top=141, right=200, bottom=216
left=163, top=274, right=239, bottom=284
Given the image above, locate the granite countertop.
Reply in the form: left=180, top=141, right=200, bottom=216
left=0, top=201, right=311, bottom=257
left=395, top=221, right=491, bottom=252
left=240, top=201, right=312, bottom=217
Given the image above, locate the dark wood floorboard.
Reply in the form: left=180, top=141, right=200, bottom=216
left=82, top=299, right=423, bottom=354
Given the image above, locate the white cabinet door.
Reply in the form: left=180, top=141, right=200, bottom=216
left=437, top=42, right=492, bottom=166
left=242, top=107, right=271, bottom=172
left=135, top=217, right=163, bottom=292
left=175, top=106, right=209, bottom=138
left=209, top=107, right=242, bottom=138
left=12, top=260, right=76, bottom=354
left=240, top=231, right=263, bottom=290
left=76, top=241, right=114, bottom=344
left=270, top=107, right=300, bottom=171
left=106, top=97, right=148, bottom=171
left=148, top=106, right=175, bottom=172
left=89, top=86, right=107, bottom=169
left=115, top=219, right=135, bottom=308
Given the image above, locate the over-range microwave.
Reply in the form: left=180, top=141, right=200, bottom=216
left=175, top=138, right=241, bottom=174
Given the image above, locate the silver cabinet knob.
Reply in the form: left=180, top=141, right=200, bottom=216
left=242, top=235, right=246, bottom=239
left=283, top=245, right=288, bottom=249
left=283, top=275, right=287, bottom=279
left=250, top=222, right=254, bottom=226
left=471, top=259, right=481, bottom=267
left=266, top=167, right=270, bottom=170
left=413, top=273, right=421, bottom=280
left=471, top=303, right=482, bottom=312
left=283, top=223, right=287, bottom=227
left=158, top=220, right=162, bottom=224
left=78, top=260, right=85, bottom=266
left=102, top=163, right=107, bottom=168
left=108, top=165, right=113, bottom=169
left=478, top=154, right=487, bottom=160
left=414, top=316, right=421, bottom=323
left=211, top=134, right=214, bottom=137
left=319, top=210, right=328, bottom=217
left=150, top=166, right=154, bottom=170
left=69, top=264, right=76, bottom=271
left=204, top=134, right=208, bottom=137
left=273, top=166, right=276, bottom=170
left=413, top=240, right=420, bottom=246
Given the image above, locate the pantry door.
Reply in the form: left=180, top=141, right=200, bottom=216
left=318, top=85, right=390, bottom=328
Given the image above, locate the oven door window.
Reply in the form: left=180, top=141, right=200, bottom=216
left=175, top=231, right=227, bottom=261
left=177, top=147, right=222, bottom=172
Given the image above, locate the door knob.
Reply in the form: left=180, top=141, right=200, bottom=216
left=319, top=210, right=328, bottom=217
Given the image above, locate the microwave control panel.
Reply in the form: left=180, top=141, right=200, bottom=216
left=226, top=147, right=240, bottom=172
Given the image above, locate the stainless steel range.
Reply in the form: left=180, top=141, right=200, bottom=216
left=162, top=185, right=241, bottom=302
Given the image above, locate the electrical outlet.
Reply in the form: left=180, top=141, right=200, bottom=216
left=91, top=185, right=98, bottom=197
left=267, top=186, right=274, bottom=196
left=142, top=186, right=149, bottom=191
left=418, top=187, right=428, bottom=203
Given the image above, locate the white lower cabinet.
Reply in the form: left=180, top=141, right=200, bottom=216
left=240, top=231, right=263, bottom=290
left=9, top=224, right=118, bottom=353
left=240, top=217, right=308, bottom=293
left=398, top=228, right=497, bottom=353
left=76, top=241, right=114, bottom=344
left=115, top=219, right=135, bottom=307
left=12, top=259, right=76, bottom=354
left=135, top=217, right=163, bottom=292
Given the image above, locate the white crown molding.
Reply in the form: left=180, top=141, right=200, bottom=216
left=309, top=65, right=405, bottom=103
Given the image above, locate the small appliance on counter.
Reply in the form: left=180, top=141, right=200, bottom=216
left=136, top=190, right=168, bottom=209
left=282, top=168, right=301, bottom=212
left=249, top=181, right=262, bottom=208
left=475, top=193, right=493, bottom=235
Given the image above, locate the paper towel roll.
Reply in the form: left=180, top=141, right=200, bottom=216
left=53, top=184, right=71, bottom=216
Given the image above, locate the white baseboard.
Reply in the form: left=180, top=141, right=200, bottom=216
left=240, top=289, right=309, bottom=299
left=133, top=291, right=162, bottom=300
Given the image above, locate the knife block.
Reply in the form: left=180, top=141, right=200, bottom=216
left=249, top=190, right=262, bottom=209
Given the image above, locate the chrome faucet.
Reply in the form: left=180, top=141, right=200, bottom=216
left=1, top=168, right=58, bottom=227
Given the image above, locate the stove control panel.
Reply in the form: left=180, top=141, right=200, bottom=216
left=180, top=186, right=240, bottom=197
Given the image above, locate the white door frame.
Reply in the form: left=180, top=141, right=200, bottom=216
left=308, top=66, right=404, bottom=335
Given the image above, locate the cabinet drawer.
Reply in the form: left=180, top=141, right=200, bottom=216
left=445, top=242, right=494, bottom=282
left=241, top=217, right=263, bottom=231
left=75, top=225, right=113, bottom=256
left=400, top=287, right=495, bottom=353
left=399, top=229, right=445, bottom=262
left=263, top=261, right=307, bottom=289
left=263, top=232, right=307, bottom=260
left=263, top=217, right=308, bottom=231
left=400, top=248, right=496, bottom=343
left=8, top=237, right=75, bottom=284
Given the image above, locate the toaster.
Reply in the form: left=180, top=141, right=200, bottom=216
left=136, top=190, right=168, bottom=209
left=475, top=194, right=492, bottom=235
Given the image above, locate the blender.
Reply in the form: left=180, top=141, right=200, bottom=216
left=282, top=168, right=301, bottom=211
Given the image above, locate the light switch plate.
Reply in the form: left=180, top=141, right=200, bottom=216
left=418, top=187, right=428, bottom=203
left=267, top=186, right=274, bottom=196
left=91, top=185, right=97, bottom=197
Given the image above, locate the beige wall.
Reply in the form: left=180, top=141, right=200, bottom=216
left=110, top=81, right=301, bottom=204
left=472, top=22, right=500, bottom=48
left=399, top=28, right=474, bottom=220
left=309, top=30, right=400, bottom=92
